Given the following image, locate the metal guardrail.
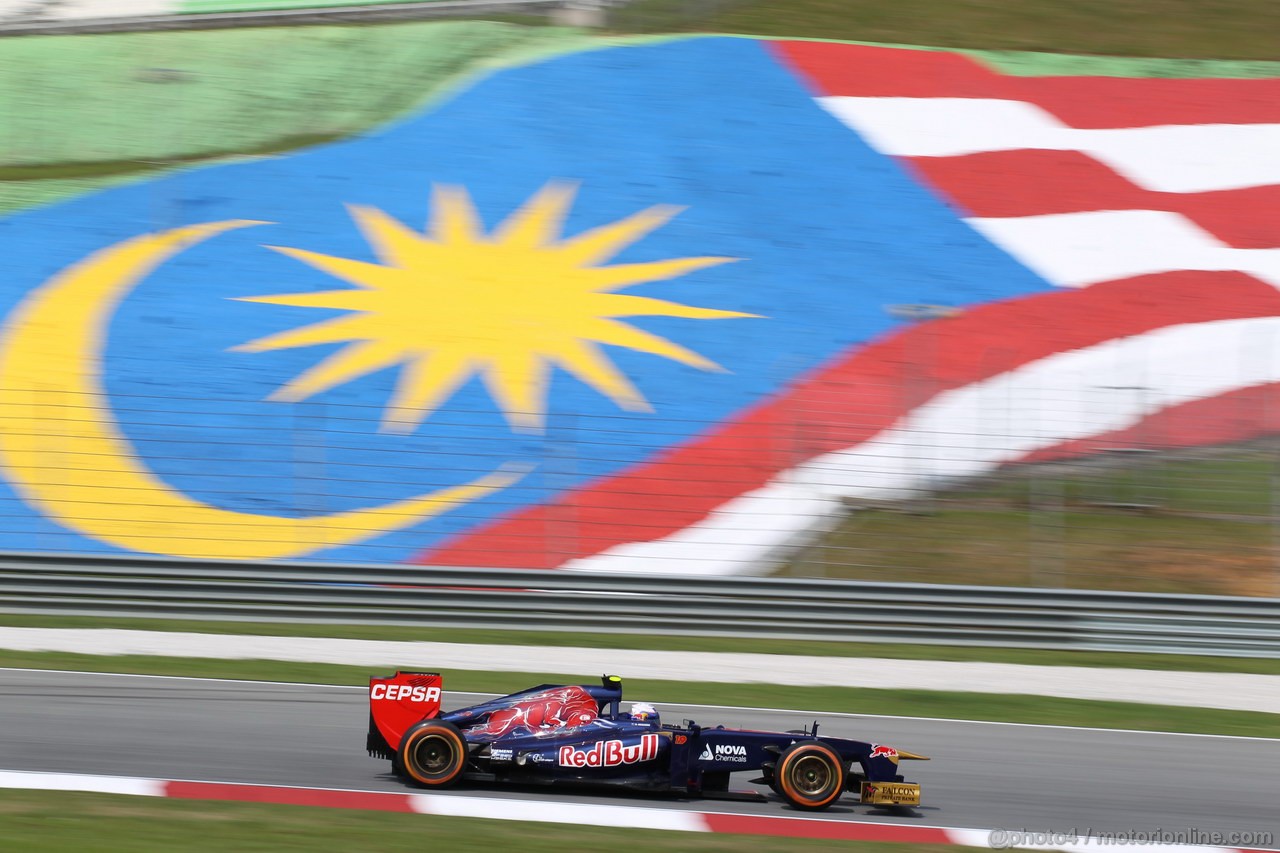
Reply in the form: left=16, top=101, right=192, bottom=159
left=1, top=552, right=1278, bottom=657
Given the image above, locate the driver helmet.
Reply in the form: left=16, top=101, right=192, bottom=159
left=628, top=702, right=659, bottom=724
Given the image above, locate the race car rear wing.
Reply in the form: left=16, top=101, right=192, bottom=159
left=367, top=671, right=443, bottom=759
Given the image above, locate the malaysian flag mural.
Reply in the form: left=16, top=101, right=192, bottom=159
left=0, top=36, right=1276, bottom=572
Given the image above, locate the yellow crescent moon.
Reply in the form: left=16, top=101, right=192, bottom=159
left=0, top=220, right=524, bottom=560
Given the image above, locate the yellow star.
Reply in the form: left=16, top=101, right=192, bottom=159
left=233, top=181, right=758, bottom=432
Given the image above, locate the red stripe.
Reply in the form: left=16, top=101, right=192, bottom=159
left=415, top=271, right=1280, bottom=568
left=906, top=150, right=1280, bottom=249
left=703, top=812, right=952, bottom=842
left=771, top=40, right=1280, bottom=127
left=994, top=75, right=1280, bottom=129
left=772, top=41, right=999, bottom=99
left=163, top=781, right=415, bottom=813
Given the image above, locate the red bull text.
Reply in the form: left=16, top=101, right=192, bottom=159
left=558, top=734, right=661, bottom=768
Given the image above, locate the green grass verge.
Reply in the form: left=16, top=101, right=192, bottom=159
left=4, top=612, right=1278, bottom=675
left=788, top=447, right=1280, bottom=597
left=610, top=0, right=1280, bottom=60
left=0, top=21, right=595, bottom=216
left=793, top=507, right=1278, bottom=595
left=0, top=790, right=929, bottom=853
left=3, top=650, right=1276, bottom=738
left=963, top=454, right=1280, bottom=516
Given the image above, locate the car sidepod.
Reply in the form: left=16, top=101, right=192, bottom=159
left=475, top=722, right=675, bottom=790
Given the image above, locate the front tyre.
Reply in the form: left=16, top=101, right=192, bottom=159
left=397, top=720, right=467, bottom=788
left=775, top=741, right=845, bottom=810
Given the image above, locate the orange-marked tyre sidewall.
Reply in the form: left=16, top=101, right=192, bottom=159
left=398, top=722, right=467, bottom=787
left=776, top=742, right=845, bottom=810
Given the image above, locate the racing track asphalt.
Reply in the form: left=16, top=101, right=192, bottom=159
left=1, top=668, right=1277, bottom=836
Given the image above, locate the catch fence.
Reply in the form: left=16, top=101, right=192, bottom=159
left=0, top=385, right=1279, bottom=596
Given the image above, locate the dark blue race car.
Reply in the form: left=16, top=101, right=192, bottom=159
left=367, top=671, right=927, bottom=810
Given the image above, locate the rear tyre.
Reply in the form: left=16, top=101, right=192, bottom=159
left=775, top=741, right=845, bottom=810
left=397, top=720, right=467, bottom=788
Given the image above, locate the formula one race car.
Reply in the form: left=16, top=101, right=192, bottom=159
left=366, top=672, right=927, bottom=810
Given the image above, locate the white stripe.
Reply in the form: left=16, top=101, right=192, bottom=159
left=562, top=481, right=827, bottom=575
left=947, top=828, right=1002, bottom=847
left=1083, top=123, right=1280, bottom=194
left=0, top=769, right=163, bottom=796
left=567, top=316, right=1280, bottom=576
left=967, top=210, right=1280, bottom=289
left=818, top=96, right=1280, bottom=192
left=819, top=96, right=1071, bottom=157
left=410, top=793, right=709, bottom=831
